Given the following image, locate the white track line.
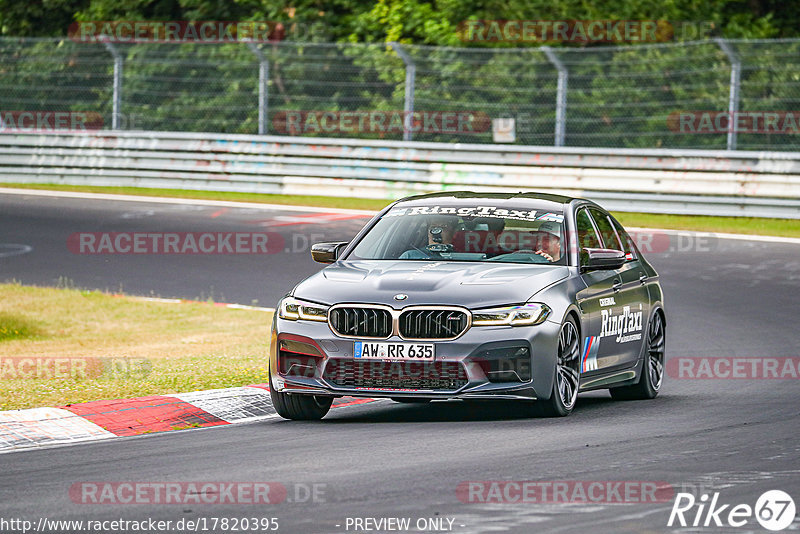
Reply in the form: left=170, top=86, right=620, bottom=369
left=2, top=187, right=798, bottom=245
left=119, top=295, right=275, bottom=312
left=627, top=226, right=800, bottom=245
left=0, top=187, right=376, bottom=215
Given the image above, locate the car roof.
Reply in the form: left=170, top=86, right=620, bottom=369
left=393, top=191, right=584, bottom=212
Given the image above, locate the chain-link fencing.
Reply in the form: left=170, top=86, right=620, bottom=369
left=1, top=37, right=798, bottom=150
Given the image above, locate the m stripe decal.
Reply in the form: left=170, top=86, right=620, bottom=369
left=582, top=336, right=600, bottom=372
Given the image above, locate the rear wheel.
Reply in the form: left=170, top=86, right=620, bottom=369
left=532, top=316, right=581, bottom=417
left=610, top=311, right=665, bottom=400
left=269, top=370, right=333, bottom=420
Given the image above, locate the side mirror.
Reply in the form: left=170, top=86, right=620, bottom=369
left=311, top=242, right=348, bottom=264
left=581, top=248, right=626, bottom=271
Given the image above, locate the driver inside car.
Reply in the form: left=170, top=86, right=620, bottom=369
left=399, top=216, right=458, bottom=259
left=533, top=221, right=562, bottom=262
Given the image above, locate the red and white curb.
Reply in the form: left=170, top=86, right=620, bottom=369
left=0, top=407, right=116, bottom=450
left=0, top=296, right=312, bottom=453
left=0, top=385, right=377, bottom=453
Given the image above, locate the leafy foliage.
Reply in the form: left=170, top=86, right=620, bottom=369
left=1, top=0, right=796, bottom=41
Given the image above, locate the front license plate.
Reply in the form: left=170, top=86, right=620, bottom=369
left=354, top=342, right=435, bottom=361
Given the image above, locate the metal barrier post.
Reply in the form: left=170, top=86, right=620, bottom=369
left=246, top=41, right=270, bottom=135
left=390, top=42, right=416, bottom=142
left=716, top=38, right=741, bottom=151
left=542, top=46, right=568, bottom=147
left=100, top=38, right=123, bottom=130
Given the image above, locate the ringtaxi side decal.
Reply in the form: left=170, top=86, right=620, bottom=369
left=600, top=304, right=643, bottom=343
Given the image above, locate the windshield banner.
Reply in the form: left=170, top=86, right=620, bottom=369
left=384, top=206, right=564, bottom=223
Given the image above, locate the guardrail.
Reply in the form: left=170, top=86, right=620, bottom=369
left=1, top=131, right=799, bottom=218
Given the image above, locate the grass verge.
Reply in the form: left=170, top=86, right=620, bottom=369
left=0, top=283, right=270, bottom=411
left=2, top=183, right=799, bottom=238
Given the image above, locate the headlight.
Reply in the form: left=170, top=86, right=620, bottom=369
left=472, top=303, right=550, bottom=326
left=278, top=297, right=329, bottom=322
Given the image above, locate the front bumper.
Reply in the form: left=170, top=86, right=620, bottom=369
left=270, top=316, right=561, bottom=401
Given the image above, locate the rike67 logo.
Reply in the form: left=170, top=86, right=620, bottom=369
left=669, top=490, right=796, bottom=531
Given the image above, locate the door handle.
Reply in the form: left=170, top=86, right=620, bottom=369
left=612, top=280, right=622, bottom=292
left=639, top=273, right=648, bottom=284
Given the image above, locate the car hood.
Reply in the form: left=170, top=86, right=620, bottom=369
left=293, top=260, right=570, bottom=308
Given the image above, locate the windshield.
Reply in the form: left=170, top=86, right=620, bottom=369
left=347, top=204, right=567, bottom=265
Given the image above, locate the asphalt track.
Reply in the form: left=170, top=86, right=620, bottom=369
left=1, top=190, right=799, bottom=534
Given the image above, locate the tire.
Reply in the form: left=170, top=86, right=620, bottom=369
left=269, top=369, right=333, bottom=420
left=532, top=316, right=581, bottom=417
left=610, top=311, right=665, bottom=401
left=391, top=398, right=432, bottom=404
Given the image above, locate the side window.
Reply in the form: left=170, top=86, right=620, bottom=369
left=610, top=216, right=637, bottom=261
left=589, top=208, right=623, bottom=250
left=575, top=209, right=602, bottom=250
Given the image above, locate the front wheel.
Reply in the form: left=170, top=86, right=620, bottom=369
left=269, top=371, right=333, bottom=420
left=610, top=311, right=665, bottom=401
left=532, top=316, right=581, bottom=417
